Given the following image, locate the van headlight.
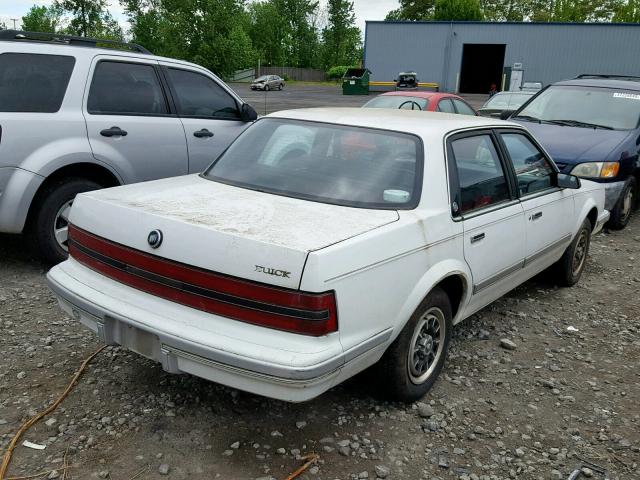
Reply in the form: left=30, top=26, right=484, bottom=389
left=571, top=162, right=620, bottom=179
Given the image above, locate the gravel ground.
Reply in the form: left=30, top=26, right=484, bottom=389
left=1, top=85, right=638, bottom=480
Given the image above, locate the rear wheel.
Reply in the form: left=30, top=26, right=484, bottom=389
left=607, top=177, right=636, bottom=230
left=552, top=218, right=592, bottom=287
left=377, top=288, right=452, bottom=402
left=29, top=177, right=102, bottom=264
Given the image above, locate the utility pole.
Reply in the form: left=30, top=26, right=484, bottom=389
left=11, top=18, right=18, bottom=29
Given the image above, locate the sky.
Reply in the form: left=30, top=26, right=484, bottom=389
left=0, top=0, right=399, bottom=33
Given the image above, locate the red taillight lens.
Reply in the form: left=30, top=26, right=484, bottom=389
left=68, top=225, right=337, bottom=336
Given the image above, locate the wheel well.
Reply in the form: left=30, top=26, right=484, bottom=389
left=587, top=207, right=598, bottom=231
left=26, top=163, right=120, bottom=224
left=434, top=275, right=465, bottom=319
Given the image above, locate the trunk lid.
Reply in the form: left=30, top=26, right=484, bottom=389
left=69, top=174, right=399, bottom=289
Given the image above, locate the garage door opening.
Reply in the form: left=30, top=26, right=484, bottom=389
left=459, top=44, right=506, bottom=94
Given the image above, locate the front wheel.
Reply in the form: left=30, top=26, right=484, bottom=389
left=29, top=177, right=102, bottom=264
left=607, top=177, right=636, bottom=230
left=377, top=288, right=452, bottom=402
left=551, top=218, right=592, bottom=287
left=279, top=84, right=283, bottom=90
left=264, top=85, right=270, bottom=91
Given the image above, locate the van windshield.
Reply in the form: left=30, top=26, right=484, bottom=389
left=515, top=85, right=640, bottom=130
left=203, top=118, right=422, bottom=209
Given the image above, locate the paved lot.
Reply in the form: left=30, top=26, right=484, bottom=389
left=1, top=84, right=638, bottom=480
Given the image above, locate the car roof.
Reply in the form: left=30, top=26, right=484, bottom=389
left=0, top=38, right=205, bottom=71
left=267, top=108, right=518, bottom=138
left=378, top=91, right=464, bottom=101
left=554, top=77, right=640, bottom=91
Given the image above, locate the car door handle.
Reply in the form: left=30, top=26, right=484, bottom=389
left=530, top=211, right=543, bottom=221
left=100, top=126, right=127, bottom=137
left=193, top=129, right=214, bottom=138
left=470, top=233, right=485, bottom=244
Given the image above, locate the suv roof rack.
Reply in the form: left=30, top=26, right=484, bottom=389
left=575, top=74, right=640, bottom=81
left=0, top=30, right=152, bottom=55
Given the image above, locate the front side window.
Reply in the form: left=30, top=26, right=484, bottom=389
left=515, top=85, right=640, bottom=130
left=88, top=61, right=168, bottom=115
left=168, top=68, right=239, bottom=119
left=363, top=95, right=428, bottom=110
left=437, top=99, right=456, bottom=113
left=501, top=133, right=555, bottom=195
left=453, top=99, right=476, bottom=116
left=204, top=118, right=422, bottom=209
left=0, top=53, right=75, bottom=113
left=450, top=134, right=510, bottom=214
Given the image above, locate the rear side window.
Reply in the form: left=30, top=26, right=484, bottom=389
left=167, top=68, right=240, bottom=119
left=88, top=61, right=168, bottom=115
left=450, top=134, right=511, bottom=214
left=0, top=53, right=75, bottom=113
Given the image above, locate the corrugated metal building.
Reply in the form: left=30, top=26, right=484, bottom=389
left=364, top=21, right=640, bottom=93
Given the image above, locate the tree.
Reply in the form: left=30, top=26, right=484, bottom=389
left=434, top=0, right=483, bottom=19
left=55, top=0, right=123, bottom=39
left=321, top=0, right=361, bottom=68
left=480, top=0, right=529, bottom=20
left=614, top=0, right=640, bottom=22
left=386, top=0, right=436, bottom=20
left=248, top=0, right=288, bottom=66
left=122, top=0, right=257, bottom=77
left=21, top=5, right=63, bottom=32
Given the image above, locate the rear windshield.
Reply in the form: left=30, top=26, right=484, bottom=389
left=0, top=53, right=75, bottom=112
left=363, top=95, right=429, bottom=111
left=203, top=118, right=423, bottom=209
left=516, top=85, right=640, bottom=130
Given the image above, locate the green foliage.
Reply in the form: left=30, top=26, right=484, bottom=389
left=434, top=0, right=483, bottom=19
left=479, top=0, right=528, bottom=21
left=22, top=5, right=63, bottom=32
left=55, top=0, right=123, bottom=39
left=614, top=0, right=640, bottom=22
left=386, top=0, right=436, bottom=20
left=321, top=0, right=361, bottom=69
left=326, top=65, right=356, bottom=79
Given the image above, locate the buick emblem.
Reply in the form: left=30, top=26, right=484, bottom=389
left=147, top=229, right=163, bottom=249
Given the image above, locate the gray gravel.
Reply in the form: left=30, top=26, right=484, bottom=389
left=0, top=85, right=638, bottom=479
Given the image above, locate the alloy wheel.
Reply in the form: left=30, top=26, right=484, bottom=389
left=407, top=307, right=446, bottom=384
left=53, top=200, right=73, bottom=252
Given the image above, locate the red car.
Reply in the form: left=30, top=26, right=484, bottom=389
left=362, top=91, right=477, bottom=116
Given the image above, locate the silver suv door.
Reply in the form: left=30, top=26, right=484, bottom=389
left=161, top=63, right=251, bottom=173
left=84, top=56, right=188, bottom=183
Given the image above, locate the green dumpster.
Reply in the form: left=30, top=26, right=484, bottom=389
left=342, top=68, right=371, bottom=95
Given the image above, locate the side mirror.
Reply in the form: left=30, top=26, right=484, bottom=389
left=499, top=110, right=515, bottom=120
left=557, top=173, right=581, bottom=189
left=240, top=103, right=258, bottom=122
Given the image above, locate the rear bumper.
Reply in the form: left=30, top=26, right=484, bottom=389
left=0, top=167, right=44, bottom=233
left=603, top=180, right=626, bottom=211
left=46, top=260, right=391, bottom=401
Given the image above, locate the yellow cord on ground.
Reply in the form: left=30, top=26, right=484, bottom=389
left=284, top=453, right=319, bottom=480
left=0, top=345, right=107, bottom=480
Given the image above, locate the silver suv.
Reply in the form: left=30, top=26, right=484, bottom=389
left=0, top=30, right=257, bottom=263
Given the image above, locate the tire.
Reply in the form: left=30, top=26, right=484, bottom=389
left=607, top=177, right=636, bottom=230
left=29, top=177, right=102, bottom=264
left=376, top=288, right=452, bottom=402
left=279, top=84, right=283, bottom=90
left=552, top=218, right=592, bottom=287
left=264, top=85, right=270, bottom=91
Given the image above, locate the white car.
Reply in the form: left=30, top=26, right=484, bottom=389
left=47, top=109, right=609, bottom=402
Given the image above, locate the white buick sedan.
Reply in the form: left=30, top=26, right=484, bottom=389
left=47, top=109, right=609, bottom=402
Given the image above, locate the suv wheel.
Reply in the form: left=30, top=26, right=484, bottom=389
left=30, top=177, right=101, bottom=264
left=552, top=218, right=592, bottom=287
left=608, top=177, right=636, bottom=230
left=377, top=288, right=452, bottom=402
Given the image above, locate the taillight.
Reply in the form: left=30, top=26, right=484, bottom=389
left=68, top=225, right=337, bottom=336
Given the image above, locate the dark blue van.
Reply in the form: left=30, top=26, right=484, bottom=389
left=510, top=75, right=640, bottom=229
